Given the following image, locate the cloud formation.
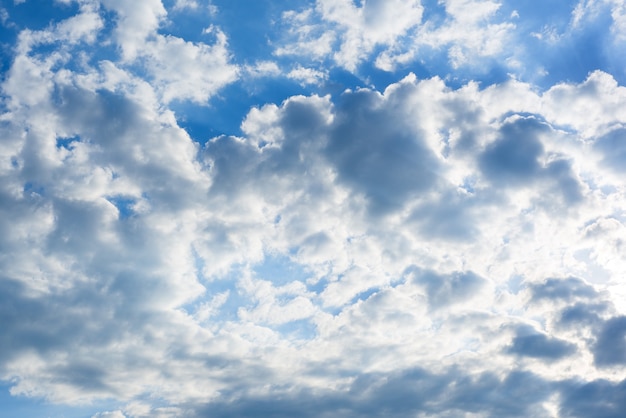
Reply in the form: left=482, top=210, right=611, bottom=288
left=1, top=1, right=626, bottom=417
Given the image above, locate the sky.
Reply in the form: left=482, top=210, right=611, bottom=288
left=1, top=0, right=626, bottom=417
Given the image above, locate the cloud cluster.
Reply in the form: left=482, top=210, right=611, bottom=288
left=1, top=1, right=626, bottom=417
left=276, top=0, right=626, bottom=86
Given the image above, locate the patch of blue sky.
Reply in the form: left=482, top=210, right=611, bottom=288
left=502, top=0, right=575, bottom=30
left=105, top=196, right=136, bottom=219
left=343, top=48, right=429, bottom=92
left=312, top=67, right=367, bottom=96
left=460, top=176, right=477, bottom=194
left=493, top=1, right=624, bottom=88
left=78, top=9, right=120, bottom=66
left=348, top=287, right=381, bottom=305
left=371, top=45, right=509, bottom=91
left=305, top=275, right=330, bottom=296
left=55, top=135, right=80, bottom=151
left=529, top=19, right=617, bottom=88
left=421, top=0, right=448, bottom=26
left=1, top=2, right=118, bottom=74
left=184, top=255, right=321, bottom=325
left=506, top=274, right=525, bottom=295
left=0, top=384, right=118, bottom=418
left=273, top=318, right=317, bottom=342
left=172, top=76, right=309, bottom=142
left=185, top=265, right=248, bottom=322
left=446, top=60, right=512, bottom=90
left=159, top=2, right=216, bottom=43
left=211, top=0, right=310, bottom=63
left=0, top=32, right=16, bottom=79
left=252, top=253, right=311, bottom=287
left=23, top=181, right=45, bottom=197
left=2, top=0, right=81, bottom=32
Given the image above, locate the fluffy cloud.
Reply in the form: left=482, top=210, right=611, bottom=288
left=4, top=57, right=626, bottom=415
left=276, top=0, right=626, bottom=88
left=2, top=1, right=626, bottom=417
left=276, top=0, right=424, bottom=71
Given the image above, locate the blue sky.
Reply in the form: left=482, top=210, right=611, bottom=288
left=1, top=0, right=626, bottom=417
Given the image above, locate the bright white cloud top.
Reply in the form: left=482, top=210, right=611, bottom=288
left=1, top=1, right=626, bottom=417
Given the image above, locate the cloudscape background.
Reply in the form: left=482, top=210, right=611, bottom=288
left=1, top=0, right=626, bottom=417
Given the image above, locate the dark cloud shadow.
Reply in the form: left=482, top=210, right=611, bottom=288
left=479, top=117, right=583, bottom=205
left=325, top=89, right=439, bottom=215
left=558, top=302, right=608, bottom=328
left=411, top=269, right=486, bottom=310
left=479, top=117, right=546, bottom=186
left=192, top=368, right=554, bottom=418
left=594, top=128, right=626, bottom=174
left=593, top=316, right=626, bottom=367
left=559, top=378, right=626, bottom=418
left=506, top=325, right=576, bottom=360
left=529, top=277, right=599, bottom=303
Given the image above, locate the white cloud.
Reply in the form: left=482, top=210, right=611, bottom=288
left=2, top=2, right=626, bottom=416
left=172, top=0, right=199, bottom=11
left=276, top=0, right=519, bottom=72
left=276, top=0, right=626, bottom=86
left=100, top=0, right=167, bottom=61
left=92, top=411, right=126, bottom=418
left=142, top=29, right=239, bottom=103
left=277, top=0, right=424, bottom=71
left=287, top=65, right=328, bottom=85
left=543, top=70, right=626, bottom=138
left=243, top=60, right=281, bottom=78
left=98, top=0, right=238, bottom=103
left=55, top=2, right=104, bottom=44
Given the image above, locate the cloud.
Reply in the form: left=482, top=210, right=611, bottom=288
left=98, top=0, right=238, bottom=103
left=530, top=277, right=600, bottom=302
left=559, top=378, right=626, bottom=418
left=287, top=65, right=328, bottom=86
left=100, top=0, right=167, bottom=61
left=594, top=127, right=626, bottom=173
left=479, top=117, right=546, bottom=185
left=277, top=0, right=514, bottom=74
left=593, top=316, right=626, bottom=367
left=193, top=368, right=556, bottom=418
left=559, top=302, right=609, bottom=327
left=413, top=269, right=486, bottom=310
left=325, top=87, right=439, bottom=214
left=506, top=325, right=577, bottom=360
left=276, top=0, right=424, bottom=71
left=542, top=70, right=626, bottom=137
left=275, top=0, right=626, bottom=89
left=142, top=28, right=239, bottom=104
left=2, top=4, right=626, bottom=414
left=92, top=411, right=127, bottom=418
left=3, top=67, right=625, bottom=403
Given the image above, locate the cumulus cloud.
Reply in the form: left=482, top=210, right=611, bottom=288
left=593, top=316, right=626, bottom=367
left=97, top=0, right=238, bottom=103
left=276, top=0, right=626, bottom=88
left=4, top=59, right=626, bottom=414
left=506, top=325, right=577, bottom=360
left=287, top=65, right=328, bottom=86
left=92, top=411, right=127, bottom=418
left=276, top=0, right=424, bottom=71
left=2, top=1, right=626, bottom=417
left=530, top=277, right=600, bottom=302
